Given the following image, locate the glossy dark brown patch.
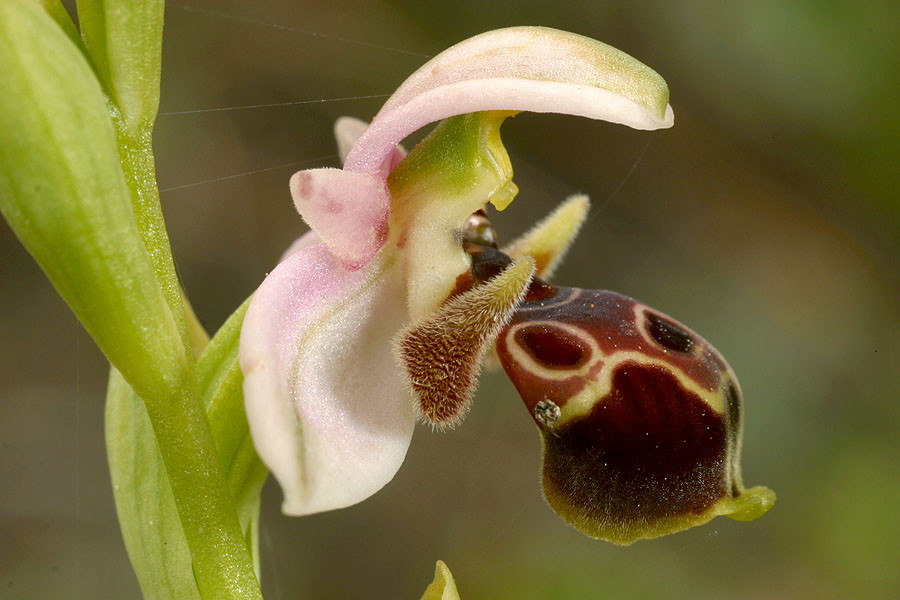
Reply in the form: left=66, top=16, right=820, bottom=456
left=646, top=311, right=694, bottom=353
left=542, top=362, right=727, bottom=525
left=508, top=289, right=727, bottom=392
left=465, top=241, right=511, bottom=282
left=466, top=242, right=558, bottom=302
left=515, top=325, right=589, bottom=369
left=461, top=210, right=498, bottom=248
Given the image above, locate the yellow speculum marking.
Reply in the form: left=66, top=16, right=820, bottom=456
left=558, top=351, right=726, bottom=426
left=503, top=320, right=602, bottom=381
left=504, top=315, right=727, bottom=428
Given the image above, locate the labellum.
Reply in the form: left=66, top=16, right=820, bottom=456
left=458, top=216, right=775, bottom=545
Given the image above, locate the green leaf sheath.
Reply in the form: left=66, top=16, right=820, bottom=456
left=106, top=369, right=203, bottom=600
left=1, top=3, right=262, bottom=598
left=111, top=117, right=195, bottom=356
left=126, top=375, right=263, bottom=599
left=197, top=298, right=268, bottom=542
left=38, top=0, right=86, bottom=54
left=184, top=295, right=212, bottom=357
left=108, top=300, right=267, bottom=595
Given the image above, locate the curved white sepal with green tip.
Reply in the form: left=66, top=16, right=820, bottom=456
left=346, top=26, right=673, bottom=175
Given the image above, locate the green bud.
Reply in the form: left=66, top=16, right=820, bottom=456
left=76, top=0, right=164, bottom=131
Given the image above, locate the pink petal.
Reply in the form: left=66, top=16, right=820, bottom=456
left=240, top=243, right=415, bottom=516
left=334, top=116, right=407, bottom=168
left=334, top=117, right=369, bottom=165
left=345, top=26, right=674, bottom=174
left=289, top=168, right=390, bottom=270
left=279, top=229, right=321, bottom=261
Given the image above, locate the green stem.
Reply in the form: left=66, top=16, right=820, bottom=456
left=112, top=113, right=193, bottom=357
left=110, top=110, right=261, bottom=600
left=107, top=299, right=265, bottom=598
left=143, top=372, right=263, bottom=600
left=115, top=130, right=262, bottom=598
left=109, top=115, right=262, bottom=598
left=106, top=369, right=201, bottom=600
left=8, top=2, right=262, bottom=595
left=111, top=113, right=264, bottom=598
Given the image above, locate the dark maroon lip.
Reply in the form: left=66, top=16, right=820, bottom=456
left=542, top=361, right=728, bottom=524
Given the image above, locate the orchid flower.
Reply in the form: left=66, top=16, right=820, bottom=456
left=239, top=26, right=774, bottom=545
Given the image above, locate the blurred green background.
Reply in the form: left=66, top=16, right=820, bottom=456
left=2, top=1, right=899, bottom=598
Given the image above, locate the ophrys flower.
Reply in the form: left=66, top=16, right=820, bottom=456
left=239, top=26, right=773, bottom=543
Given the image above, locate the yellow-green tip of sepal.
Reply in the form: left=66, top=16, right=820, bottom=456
left=420, top=561, right=461, bottom=600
